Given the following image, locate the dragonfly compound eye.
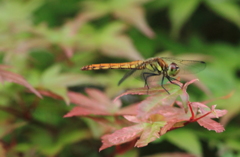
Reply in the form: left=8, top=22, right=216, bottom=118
left=168, top=62, right=180, bottom=77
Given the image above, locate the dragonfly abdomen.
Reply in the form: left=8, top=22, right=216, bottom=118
left=81, top=61, right=144, bottom=70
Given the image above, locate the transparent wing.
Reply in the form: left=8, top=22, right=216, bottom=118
left=161, top=57, right=206, bottom=75
left=118, top=68, right=139, bottom=85
left=118, top=61, right=146, bottom=85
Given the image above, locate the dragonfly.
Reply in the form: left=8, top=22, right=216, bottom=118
left=81, top=57, right=206, bottom=94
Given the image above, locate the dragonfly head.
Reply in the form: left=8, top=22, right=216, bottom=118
left=167, top=62, right=180, bottom=77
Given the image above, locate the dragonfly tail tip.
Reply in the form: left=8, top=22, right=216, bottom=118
left=81, top=67, right=87, bottom=71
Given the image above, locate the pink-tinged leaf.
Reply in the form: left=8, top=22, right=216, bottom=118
left=151, top=106, right=189, bottom=135
left=182, top=79, right=198, bottom=90
left=68, top=91, right=94, bottom=107
left=38, top=90, right=62, bottom=99
left=204, top=108, right=228, bottom=119
left=85, top=88, right=121, bottom=109
left=126, top=105, right=188, bottom=124
left=175, top=101, right=184, bottom=108
left=207, top=105, right=227, bottom=118
left=180, top=79, right=198, bottom=109
left=209, top=109, right=228, bottom=119
left=40, top=88, right=137, bottom=116
left=114, top=86, right=166, bottom=102
left=0, top=65, right=42, bottom=98
left=124, top=115, right=141, bottom=123
left=137, top=88, right=181, bottom=119
left=116, top=103, right=138, bottom=115
left=67, top=90, right=120, bottom=114
left=97, top=77, right=227, bottom=149
left=114, top=6, right=155, bottom=38
left=197, top=118, right=225, bottom=133
left=99, top=124, right=145, bottom=151
left=159, top=122, right=176, bottom=136
left=191, top=102, right=209, bottom=109
left=135, top=122, right=165, bottom=147
left=114, top=87, right=149, bottom=102
left=138, top=95, right=167, bottom=119
left=155, top=106, right=189, bottom=121
left=191, top=103, right=227, bottom=119
left=64, top=106, right=110, bottom=117
left=189, top=102, right=210, bottom=116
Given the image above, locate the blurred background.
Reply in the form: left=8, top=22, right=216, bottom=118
left=0, top=0, right=240, bottom=156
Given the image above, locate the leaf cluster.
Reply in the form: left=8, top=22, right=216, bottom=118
left=0, top=0, right=240, bottom=157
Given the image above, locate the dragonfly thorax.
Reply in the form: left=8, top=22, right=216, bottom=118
left=167, top=62, right=180, bottom=77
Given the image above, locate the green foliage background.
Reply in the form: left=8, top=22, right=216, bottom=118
left=0, top=0, right=240, bottom=156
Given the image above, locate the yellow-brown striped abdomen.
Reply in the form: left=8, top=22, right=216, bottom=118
left=81, top=61, right=145, bottom=70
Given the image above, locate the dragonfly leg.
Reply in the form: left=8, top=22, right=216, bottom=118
left=161, top=76, right=170, bottom=94
left=142, top=72, right=159, bottom=89
left=166, top=76, right=181, bottom=87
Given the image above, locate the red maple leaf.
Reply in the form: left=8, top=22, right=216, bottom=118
left=64, top=88, right=138, bottom=117
left=99, top=79, right=227, bottom=151
left=0, top=65, right=42, bottom=98
left=45, top=78, right=227, bottom=152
